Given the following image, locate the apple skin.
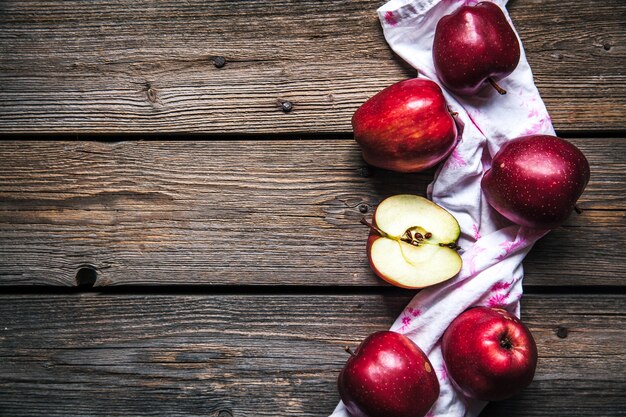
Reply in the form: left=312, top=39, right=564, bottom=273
left=338, top=331, right=439, bottom=417
left=352, top=78, right=458, bottom=173
left=433, top=2, right=520, bottom=96
left=481, top=135, right=590, bottom=229
left=442, top=307, right=538, bottom=401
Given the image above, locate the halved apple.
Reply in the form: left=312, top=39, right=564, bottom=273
left=363, top=194, right=462, bottom=289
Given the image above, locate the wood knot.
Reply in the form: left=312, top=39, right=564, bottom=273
left=147, top=88, right=158, bottom=103
left=75, top=266, right=98, bottom=287
left=217, top=410, right=233, bottom=417
left=556, top=326, right=568, bottom=339
left=145, top=82, right=158, bottom=104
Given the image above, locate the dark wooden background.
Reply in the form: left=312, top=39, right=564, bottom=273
left=0, top=0, right=625, bottom=416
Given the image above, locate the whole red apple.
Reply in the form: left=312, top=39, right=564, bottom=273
left=481, top=135, right=590, bottom=229
left=352, top=78, right=458, bottom=173
left=433, top=2, right=520, bottom=96
left=441, top=307, right=537, bottom=401
left=338, top=331, right=439, bottom=417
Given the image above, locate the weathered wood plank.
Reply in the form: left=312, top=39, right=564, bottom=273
left=0, top=0, right=624, bottom=133
left=0, top=140, right=623, bottom=287
left=0, top=293, right=623, bottom=416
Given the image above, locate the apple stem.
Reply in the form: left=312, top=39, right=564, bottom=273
left=574, top=204, right=583, bottom=214
left=500, top=336, right=513, bottom=350
left=360, top=217, right=390, bottom=238
left=488, top=77, right=507, bottom=95
left=447, top=106, right=459, bottom=118
left=344, top=346, right=356, bottom=357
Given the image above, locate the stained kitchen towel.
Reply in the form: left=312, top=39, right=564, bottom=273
left=330, top=0, right=554, bottom=416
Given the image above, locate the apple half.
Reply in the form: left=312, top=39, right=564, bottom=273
left=363, top=194, right=462, bottom=289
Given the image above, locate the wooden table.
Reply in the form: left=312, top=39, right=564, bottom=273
left=1, top=1, right=624, bottom=416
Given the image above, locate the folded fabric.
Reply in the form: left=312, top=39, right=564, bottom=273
left=331, top=0, right=554, bottom=416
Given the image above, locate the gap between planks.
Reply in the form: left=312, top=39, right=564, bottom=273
left=0, top=284, right=624, bottom=296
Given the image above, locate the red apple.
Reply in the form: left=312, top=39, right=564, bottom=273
left=433, top=2, right=520, bottom=96
left=352, top=78, right=458, bottom=173
left=338, top=331, right=439, bottom=417
left=441, top=307, right=538, bottom=401
left=481, top=135, right=590, bottom=229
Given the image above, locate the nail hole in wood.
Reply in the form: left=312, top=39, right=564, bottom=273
left=603, top=43, right=612, bottom=51
left=556, top=326, right=568, bottom=339
left=358, top=166, right=372, bottom=178
left=358, top=204, right=369, bottom=213
left=75, top=266, right=98, bottom=287
left=213, top=56, right=226, bottom=68
left=280, top=100, right=293, bottom=113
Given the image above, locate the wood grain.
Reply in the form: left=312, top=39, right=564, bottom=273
left=0, top=140, right=624, bottom=287
left=0, top=0, right=624, bottom=134
left=0, top=293, right=623, bottom=416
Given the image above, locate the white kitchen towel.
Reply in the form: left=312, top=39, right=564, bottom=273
left=331, top=0, right=555, bottom=416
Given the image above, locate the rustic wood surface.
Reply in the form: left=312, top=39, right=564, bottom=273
left=0, top=294, right=624, bottom=417
left=1, top=0, right=625, bottom=416
left=0, top=0, right=624, bottom=134
left=0, top=140, right=624, bottom=287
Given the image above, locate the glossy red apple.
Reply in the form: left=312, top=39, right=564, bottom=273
left=442, top=307, right=537, bottom=401
left=338, top=331, right=439, bottom=417
left=481, top=135, right=590, bottom=229
left=433, top=2, right=520, bottom=96
left=352, top=78, right=458, bottom=173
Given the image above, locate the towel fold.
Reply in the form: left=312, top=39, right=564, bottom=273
left=331, top=1, right=554, bottom=415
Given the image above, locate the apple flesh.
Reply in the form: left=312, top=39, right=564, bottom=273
left=442, top=307, right=538, bottom=401
left=352, top=78, right=458, bottom=173
left=433, top=2, right=520, bottom=96
left=482, top=135, right=590, bottom=229
left=338, top=331, right=439, bottom=417
left=364, top=194, right=462, bottom=289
